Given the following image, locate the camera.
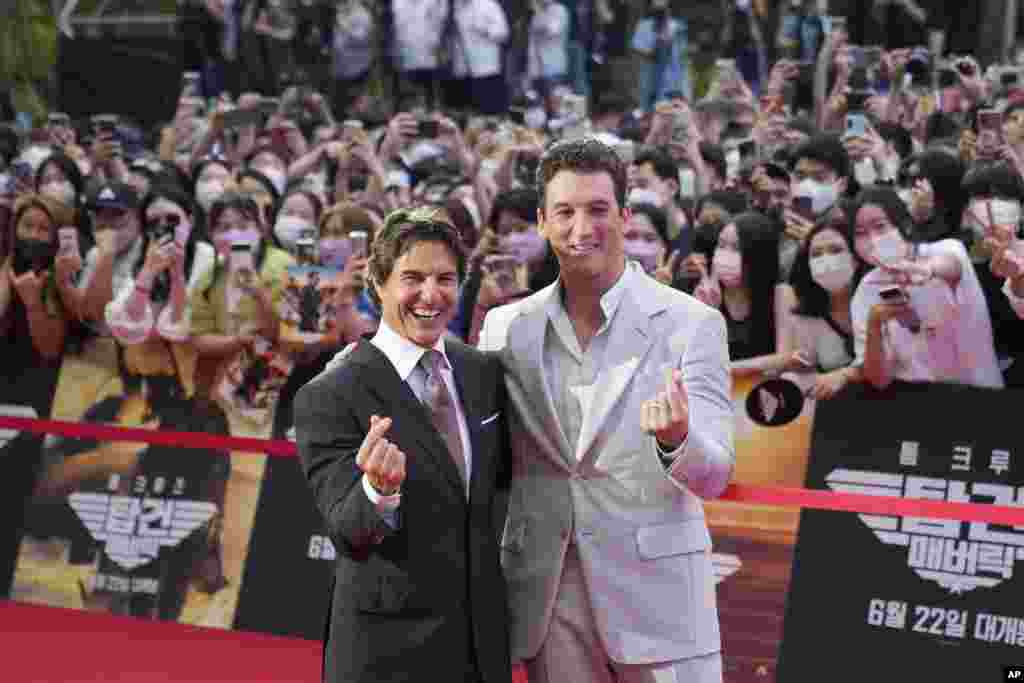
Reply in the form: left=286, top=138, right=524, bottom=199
left=348, top=174, right=369, bottom=193
left=417, top=118, right=440, bottom=139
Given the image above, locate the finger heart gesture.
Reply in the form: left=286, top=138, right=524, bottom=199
left=640, top=369, right=689, bottom=450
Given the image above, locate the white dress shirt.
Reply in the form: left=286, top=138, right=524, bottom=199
left=363, top=319, right=473, bottom=517
left=544, top=261, right=687, bottom=464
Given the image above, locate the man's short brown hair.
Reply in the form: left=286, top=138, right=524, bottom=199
left=536, top=137, right=628, bottom=213
left=366, top=206, right=467, bottom=308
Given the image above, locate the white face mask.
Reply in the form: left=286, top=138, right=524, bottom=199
left=713, top=248, right=743, bottom=287
left=628, top=188, right=663, bottom=208
left=853, top=158, right=878, bottom=187
left=991, top=198, right=1022, bottom=227
left=274, top=215, right=313, bottom=252
left=196, top=181, right=226, bottom=212
left=794, top=178, right=839, bottom=215
left=256, top=166, right=287, bottom=196
left=524, top=106, right=548, bottom=130
left=501, top=231, right=547, bottom=265
left=41, top=181, right=75, bottom=206
left=810, top=252, right=855, bottom=292
left=624, top=239, right=664, bottom=273
left=871, top=229, right=907, bottom=266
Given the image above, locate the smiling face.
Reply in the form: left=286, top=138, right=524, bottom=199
left=539, top=170, right=628, bottom=291
left=376, top=239, right=460, bottom=348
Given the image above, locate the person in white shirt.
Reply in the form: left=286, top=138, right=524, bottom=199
left=849, top=187, right=1004, bottom=390
left=105, top=187, right=215, bottom=346
left=391, top=0, right=450, bottom=110
left=446, top=0, right=510, bottom=115
left=526, top=0, right=570, bottom=98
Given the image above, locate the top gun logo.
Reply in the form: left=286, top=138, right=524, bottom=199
left=827, top=468, right=1024, bottom=595
left=70, top=491, right=217, bottom=570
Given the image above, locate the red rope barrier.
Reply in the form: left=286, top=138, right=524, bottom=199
left=3, top=415, right=1023, bottom=526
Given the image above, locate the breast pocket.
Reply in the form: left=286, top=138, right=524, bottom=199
left=635, top=519, right=711, bottom=559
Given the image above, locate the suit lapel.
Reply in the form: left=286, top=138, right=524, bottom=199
left=355, top=342, right=466, bottom=499
left=516, top=294, right=574, bottom=468
left=574, top=278, right=659, bottom=462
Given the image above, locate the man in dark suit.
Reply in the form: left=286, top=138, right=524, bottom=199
left=293, top=207, right=511, bottom=683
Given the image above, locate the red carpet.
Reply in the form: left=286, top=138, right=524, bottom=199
left=1, top=601, right=529, bottom=682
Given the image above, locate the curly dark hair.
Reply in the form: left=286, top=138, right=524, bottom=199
left=537, top=137, right=628, bottom=212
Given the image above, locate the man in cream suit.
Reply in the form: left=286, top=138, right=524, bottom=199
left=478, top=138, right=734, bottom=683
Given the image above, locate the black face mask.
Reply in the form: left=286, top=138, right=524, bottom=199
left=12, top=239, right=57, bottom=275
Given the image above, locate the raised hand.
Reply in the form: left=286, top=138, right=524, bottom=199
left=640, top=368, right=689, bottom=450
left=653, top=249, right=681, bottom=285
left=356, top=415, right=406, bottom=495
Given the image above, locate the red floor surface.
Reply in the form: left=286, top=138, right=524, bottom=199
left=1, top=600, right=530, bottom=682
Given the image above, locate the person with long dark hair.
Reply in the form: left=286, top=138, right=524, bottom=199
left=778, top=200, right=866, bottom=399
left=695, top=210, right=804, bottom=376
left=105, top=186, right=215, bottom=346
left=189, top=193, right=295, bottom=432
left=848, top=186, right=1002, bottom=389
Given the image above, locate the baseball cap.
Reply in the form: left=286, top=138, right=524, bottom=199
left=87, top=181, right=140, bottom=210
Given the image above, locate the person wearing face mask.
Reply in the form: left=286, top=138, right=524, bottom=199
left=245, top=147, right=290, bottom=197
left=670, top=190, right=748, bottom=294
left=191, top=159, right=234, bottom=214
left=272, top=189, right=323, bottom=255
left=316, top=201, right=379, bottom=331
left=1, top=193, right=73, bottom=361
left=848, top=187, right=1003, bottom=390
left=699, top=212, right=807, bottom=378
left=60, top=182, right=145, bottom=333
left=32, top=152, right=93, bottom=252
left=105, top=187, right=215, bottom=346
left=189, top=193, right=295, bottom=430
left=34, top=153, right=83, bottom=210
left=778, top=212, right=866, bottom=400
left=623, top=202, right=669, bottom=274
left=790, top=134, right=855, bottom=220
left=459, top=187, right=558, bottom=344
left=271, top=203, right=372, bottom=442
left=0, top=194, right=75, bottom=591
left=629, top=146, right=688, bottom=241
left=959, top=163, right=1024, bottom=386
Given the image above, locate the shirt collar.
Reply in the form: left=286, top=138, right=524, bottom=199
left=371, top=318, right=450, bottom=382
left=547, top=259, right=635, bottom=323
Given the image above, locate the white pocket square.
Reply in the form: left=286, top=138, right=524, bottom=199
left=480, top=412, right=500, bottom=426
